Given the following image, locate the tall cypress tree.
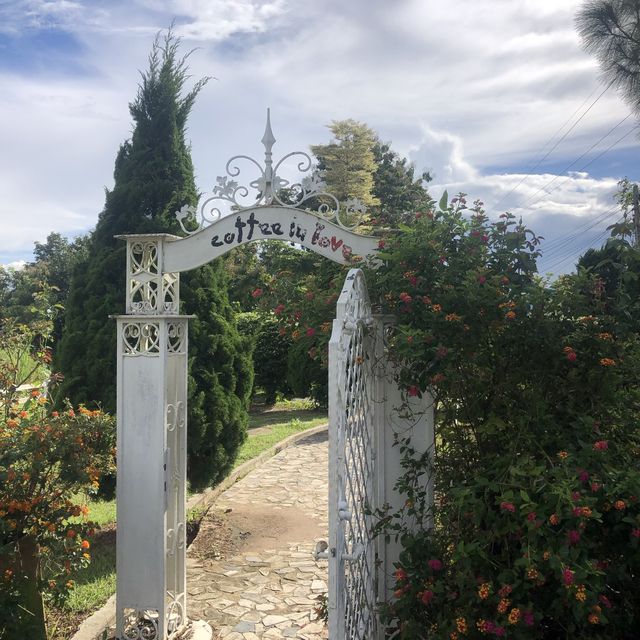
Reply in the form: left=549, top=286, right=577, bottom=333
left=55, top=32, right=253, bottom=489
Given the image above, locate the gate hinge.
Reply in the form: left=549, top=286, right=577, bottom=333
left=342, top=543, right=364, bottom=562
left=338, top=500, right=352, bottom=521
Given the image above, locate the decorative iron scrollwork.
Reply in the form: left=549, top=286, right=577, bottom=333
left=123, top=322, right=160, bottom=355
left=166, top=591, right=185, bottom=634
left=175, top=109, right=367, bottom=235
left=122, top=608, right=159, bottom=640
left=167, top=322, right=186, bottom=353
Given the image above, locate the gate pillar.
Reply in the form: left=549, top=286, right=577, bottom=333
left=373, top=315, right=435, bottom=604
left=114, top=235, right=189, bottom=640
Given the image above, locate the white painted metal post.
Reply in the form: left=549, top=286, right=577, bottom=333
left=115, top=236, right=188, bottom=640
left=373, top=315, right=435, bottom=604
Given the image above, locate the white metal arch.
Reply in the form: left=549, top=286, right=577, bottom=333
left=113, top=113, right=433, bottom=640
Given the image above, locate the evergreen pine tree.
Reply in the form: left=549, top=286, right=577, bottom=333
left=55, top=31, right=253, bottom=489
left=311, top=120, right=381, bottom=210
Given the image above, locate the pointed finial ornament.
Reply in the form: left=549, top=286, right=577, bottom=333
left=262, top=108, right=276, bottom=203
left=262, top=107, right=276, bottom=151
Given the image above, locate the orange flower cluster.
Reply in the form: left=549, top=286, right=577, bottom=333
left=507, top=608, right=521, bottom=625
left=477, top=583, right=490, bottom=599
left=456, top=617, right=467, bottom=633
left=497, top=598, right=510, bottom=614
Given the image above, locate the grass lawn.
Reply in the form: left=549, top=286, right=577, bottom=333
left=235, top=415, right=328, bottom=467
left=47, top=398, right=327, bottom=639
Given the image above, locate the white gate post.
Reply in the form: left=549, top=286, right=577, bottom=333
left=373, top=315, right=435, bottom=605
left=114, top=235, right=189, bottom=640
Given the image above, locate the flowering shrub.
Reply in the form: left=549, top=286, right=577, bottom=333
left=372, top=195, right=640, bottom=638
left=256, top=257, right=349, bottom=405
left=0, top=303, right=115, bottom=638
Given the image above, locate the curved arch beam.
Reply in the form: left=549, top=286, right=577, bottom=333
left=163, top=206, right=380, bottom=273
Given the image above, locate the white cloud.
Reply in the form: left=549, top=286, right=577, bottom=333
left=2, top=260, right=27, bottom=271
left=409, top=126, right=478, bottom=184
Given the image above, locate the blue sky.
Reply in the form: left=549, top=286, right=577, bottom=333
left=0, top=0, right=638, bottom=275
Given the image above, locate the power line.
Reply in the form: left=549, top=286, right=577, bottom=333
left=527, top=125, right=639, bottom=211
left=541, top=221, right=621, bottom=274
left=519, top=117, right=635, bottom=210
left=492, top=81, right=614, bottom=212
left=541, top=203, right=619, bottom=251
left=542, top=205, right=618, bottom=258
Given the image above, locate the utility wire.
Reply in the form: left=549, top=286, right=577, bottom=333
left=492, top=80, right=614, bottom=212
left=541, top=204, right=620, bottom=257
left=524, top=125, right=639, bottom=212
left=542, top=228, right=610, bottom=274
left=542, top=220, right=621, bottom=274
left=519, top=117, right=635, bottom=210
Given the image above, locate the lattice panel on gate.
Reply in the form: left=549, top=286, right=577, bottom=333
left=328, top=268, right=378, bottom=640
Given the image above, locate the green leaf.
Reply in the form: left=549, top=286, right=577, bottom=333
left=438, top=190, right=449, bottom=211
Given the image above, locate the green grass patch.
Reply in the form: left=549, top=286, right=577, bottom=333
left=0, top=347, right=48, bottom=388
left=235, top=415, right=327, bottom=467
left=63, top=532, right=116, bottom=613
left=83, top=498, right=116, bottom=527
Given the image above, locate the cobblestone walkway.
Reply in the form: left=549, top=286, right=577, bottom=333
left=187, top=430, right=329, bottom=640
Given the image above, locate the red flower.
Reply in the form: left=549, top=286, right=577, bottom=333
left=593, top=440, right=608, bottom=451
left=306, top=327, right=316, bottom=337
left=562, top=568, right=574, bottom=586
left=567, top=530, right=581, bottom=545
left=523, top=612, right=534, bottom=626
left=500, top=502, right=515, bottom=513
left=428, top=559, right=443, bottom=571
left=394, top=568, right=408, bottom=581
left=378, top=239, right=385, bottom=249
left=421, top=590, right=434, bottom=605
left=566, top=351, right=577, bottom=362
left=578, top=470, right=590, bottom=482
left=274, top=303, right=285, bottom=316
left=632, top=528, right=640, bottom=538
left=598, top=595, right=612, bottom=609
left=408, top=385, right=419, bottom=397
left=498, top=585, right=512, bottom=598
left=251, top=288, right=263, bottom=298
left=477, top=275, right=486, bottom=285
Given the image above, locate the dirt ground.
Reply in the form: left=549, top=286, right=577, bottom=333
left=190, top=504, right=325, bottom=559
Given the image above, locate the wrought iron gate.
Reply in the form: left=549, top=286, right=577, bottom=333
left=328, top=268, right=378, bottom=640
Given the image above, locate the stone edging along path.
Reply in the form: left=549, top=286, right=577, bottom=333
left=71, top=423, right=329, bottom=640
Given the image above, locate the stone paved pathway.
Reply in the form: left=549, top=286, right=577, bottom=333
left=187, top=430, right=329, bottom=640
